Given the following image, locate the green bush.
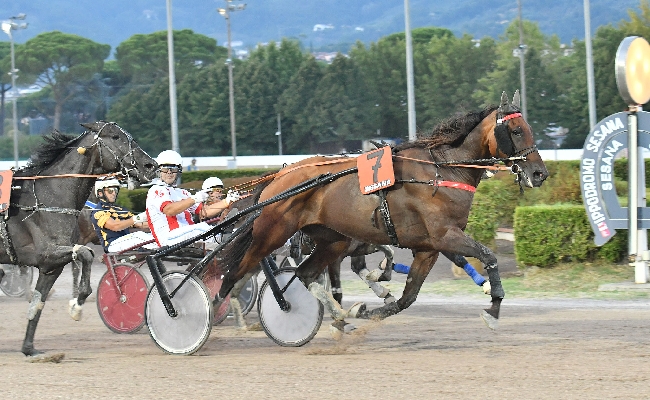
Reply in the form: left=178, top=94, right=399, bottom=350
left=514, top=205, right=626, bottom=267
left=115, top=188, right=148, bottom=212
left=181, top=168, right=275, bottom=183
left=467, top=179, right=516, bottom=245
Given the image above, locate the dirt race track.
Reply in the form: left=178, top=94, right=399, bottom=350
left=2, top=247, right=650, bottom=399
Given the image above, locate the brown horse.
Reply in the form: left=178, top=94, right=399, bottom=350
left=218, top=91, right=548, bottom=330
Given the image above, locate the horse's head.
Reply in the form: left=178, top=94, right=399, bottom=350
left=79, top=121, right=158, bottom=186
left=493, top=91, right=548, bottom=188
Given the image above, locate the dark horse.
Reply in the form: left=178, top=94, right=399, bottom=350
left=0, top=122, right=157, bottom=355
left=217, top=91, right=548, bottom=330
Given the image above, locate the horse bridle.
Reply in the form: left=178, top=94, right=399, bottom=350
left=10, top=122, right=147, bottom=220
left=79, top=121, right=148, bottom=186
left=494, top=111, right=538, bottom=188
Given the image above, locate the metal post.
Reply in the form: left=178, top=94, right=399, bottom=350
left=583, top=0, right=597, bottom=129
left=276, top=113, right=282, bottom=156
left=403, top=0, right=416, bottom=141
left=517, top=0, right=528, bottom=121
left=9, top=33, right=18, bottom=168
left=227, top=13, right=237, bottom=167
left=628, top=109, right=648, bottom=283
left=166, top=0, right=179, bottom=154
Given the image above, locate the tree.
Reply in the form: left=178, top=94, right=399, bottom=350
left=114, top=29, right=225, bottom=85
left=176, top=64, right=231, bottom=156
left=276, top=56, right=325, bottom=153
left=351, top=39, right=408, bottom=139
left=235, top=40, right=307, bottom=155
left=306, top=54, right=379, bottom=152
left=417, top=34, right=497, bottom=130
left=15, top=31, right=110, bottom=130
left=106, top=79, right=172, bottom=155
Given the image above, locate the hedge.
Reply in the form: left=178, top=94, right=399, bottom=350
left=514, top=205, right=627, bottom=267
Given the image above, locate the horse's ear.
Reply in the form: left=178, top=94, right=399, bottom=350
left=512, top=90, right=521, bottom=109
left=80, top=122, right=96, bottom=131
left=499, top=91, right=508, bottom=110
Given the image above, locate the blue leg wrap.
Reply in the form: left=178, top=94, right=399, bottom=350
left=462, top=263, right=486, bottom=286
left=393, top=263, right=410, bottom=274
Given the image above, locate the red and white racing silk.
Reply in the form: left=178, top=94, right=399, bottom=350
left=146, top=183, right=204, bottom=246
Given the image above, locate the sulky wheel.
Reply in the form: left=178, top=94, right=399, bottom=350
left=96, top=264, right=149, bottom=333
left=278, top=257, right=330, bottom=292
left=145, top=271, right=213, bottom=355
left=0, top=264, right=34, bottom=298
left=258, top=267, right=323, bottom=347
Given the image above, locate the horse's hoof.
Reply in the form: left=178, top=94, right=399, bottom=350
left=365, top=268, right=383, bottom=282
left=377, top=258, right=393, bottom=282
left=343, top=323, right=357, bottom=334
left=22, top=347, right=43, bottom=357
left=480, top=310, right=498, bottom=330
left=383, top=295, right=397, bottom=304
left=329, top=320, right=346, bottom=340
left=482, top=281, right=491, bottom=295
left=347, top=302, right=366, bottom=318
left=247, top=322, right=263, bottom=332
left=68, top=298, right=83, bottom=321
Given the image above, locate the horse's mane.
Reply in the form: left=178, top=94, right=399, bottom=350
left=16, top=130, right=84, bottom=175
left=395, top=105, right=497, bottom=151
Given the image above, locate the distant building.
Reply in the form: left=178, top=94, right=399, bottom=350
left=312, top=52, right=344, bottom=64
left=313, top=24, right=334, bottom=32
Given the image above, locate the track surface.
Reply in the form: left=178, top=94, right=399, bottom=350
left=2, top=244, right=649, bottom=399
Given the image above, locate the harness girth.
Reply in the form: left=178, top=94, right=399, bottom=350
left=0, top=212, right=19, bottom=265
left=375, top=189, right=400, bottom=247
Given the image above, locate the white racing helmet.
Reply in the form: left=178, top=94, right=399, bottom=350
left=95, top=178, right=121, bottom=194
left=202, top=177, right=224, bottom=191
left=156, top=150, right=183, bottom=169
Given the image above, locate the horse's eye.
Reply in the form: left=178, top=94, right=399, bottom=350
left=112, top=135, right=120, bottom=140
left=512, top=127, right=523, bottom=136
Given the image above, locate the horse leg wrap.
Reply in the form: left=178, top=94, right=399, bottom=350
left=72, top=244, right=95, bottom=261
left=27, top=290, right=45, bottom=320
left=229, top=298, right=246, bottom=329
left=357, top=269, right=391, bottom=299
left=68, top=298, right=83, bottom=321
left=72, top=262, right=80, bottom=298
left=308, top=282, right=347, bottom=320
left=485, top=264, right=505, bottom=298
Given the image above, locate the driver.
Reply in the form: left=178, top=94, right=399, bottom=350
left=145, top=150, right=239, bottom=247
left=90, top=178, right=157, bottom=253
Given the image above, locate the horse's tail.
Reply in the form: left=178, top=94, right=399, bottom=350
left=219, top=175, right=276, bottom=273
left=219, top=215, right=256, bottom=274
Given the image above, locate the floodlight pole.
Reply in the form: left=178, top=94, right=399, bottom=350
left=166, top=0, right=180, bottom=154
left=517, top=0, right=528, bottom=121
left=583, top=0, right=597, bottom=129
left=404, top=0, right=416, bottom=141
left=3, top=14, right=27, bottom=168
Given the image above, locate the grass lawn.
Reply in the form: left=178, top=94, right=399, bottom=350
left=340, top=261, right=650, bottom=301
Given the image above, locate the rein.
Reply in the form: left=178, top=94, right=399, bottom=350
left=13, top=172, right=123, bottom=180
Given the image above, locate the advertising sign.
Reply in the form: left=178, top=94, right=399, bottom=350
left=580, top=111, right=650, bottom=245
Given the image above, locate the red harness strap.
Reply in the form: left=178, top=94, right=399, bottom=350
left=437, top=180, right=476, bottom=193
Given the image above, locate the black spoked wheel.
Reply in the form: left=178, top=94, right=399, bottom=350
left=257, top=267, right=323, bottom=347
